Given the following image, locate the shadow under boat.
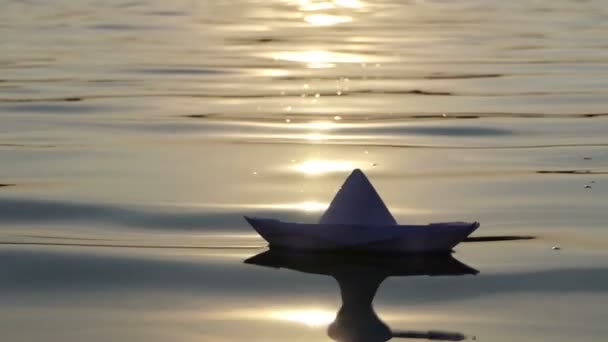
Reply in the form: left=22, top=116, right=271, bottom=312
left=245, top=250, right=478, bottom=342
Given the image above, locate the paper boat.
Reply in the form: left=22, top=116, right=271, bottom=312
left=245, top=169, right=479, bottom=253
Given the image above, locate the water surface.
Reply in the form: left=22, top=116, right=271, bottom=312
left=1, top=0, right=608, bottom=341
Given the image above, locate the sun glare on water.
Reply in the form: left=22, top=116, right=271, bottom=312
left=305, top=14, right=352, bottom=26
left=304, top=121, right=337, bottom=130
left=270, top=309, right=336, bottom=327
left=296, top=0, right=363, bottom=10
left=263, top=201, right=328, bottom=212
left=272, top=50, right=366, bottom=68
left=293, top=159, right=356, bottom=175
left=297, top=201, right=329, bottom=212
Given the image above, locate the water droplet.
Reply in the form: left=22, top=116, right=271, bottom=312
left=364, top=150, right=369, bottom=154
left=315, top=93, right=320, bottom=98
left=280, top=91, right=285, bottom=96
left=253, top=171, right=258, bottom=176
left=336, top=90, right=342, bottom=96
left=552, top=246, right=561, bottom=250
left=584, top=185, right=592, bottom=189
left=441, top=113, right=448, bottom=118
left=333, top=116, right=342, bottom=121
left=301, top=93, right=307, bottom=98
left=303, top=84, right=310, bottom=89
left=285, top=118, right=291, bottom=123
left=284, top=106, right=292, bottom=112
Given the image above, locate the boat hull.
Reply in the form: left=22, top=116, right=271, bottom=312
left=245, top=217, right=479, bottom=254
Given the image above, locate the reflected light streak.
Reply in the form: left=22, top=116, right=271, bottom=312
left=256, top=68, right=290, bottom=77
left=270, top=309, right=336, bottom=327
left=300, top=120, right=339, bottom=142
left=162, top=201, right=328, bottom=213
left=264, top=201, right=328, bottom=212
left=299, top=2, right=334, bottom=11
left=334, top=0, right=363, bottom=8
left=304, top=133, right=328, bottom=141
left=306, top=121, right=337, bottom=130
left=296, top=0, right=363, bottom=11
left=272, top=50, right=366, bottom=68
left=293, top=159, right=356, bottom=175
left=294, top=201, right=328, bottom=212
left=305, top=14, right=352, bottom=26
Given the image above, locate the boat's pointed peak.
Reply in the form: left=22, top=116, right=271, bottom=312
left=350, top=168, right=365, bottom=176
left=342, top=168, right=372, bottom=191
left=319, top=169, right=397, bottom=226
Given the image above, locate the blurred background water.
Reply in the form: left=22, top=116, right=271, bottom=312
left=1, top=0, right=608, bottom=341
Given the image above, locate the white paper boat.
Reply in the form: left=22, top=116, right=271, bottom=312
left=245, top=169, right=479, bottom=253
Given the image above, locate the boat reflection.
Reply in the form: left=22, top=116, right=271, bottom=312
left=245, top=250, right=478, bottom=341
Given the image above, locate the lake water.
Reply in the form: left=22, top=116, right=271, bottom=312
left=1, top=0, right=608, bottom=341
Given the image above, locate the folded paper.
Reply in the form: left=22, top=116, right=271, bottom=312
left=245, top=169, right=479, bottom=253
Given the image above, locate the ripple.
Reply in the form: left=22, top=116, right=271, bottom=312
left=0, top=241, right=261, bottom=250
left=141, top=10, right=188, bottom=16
left=87, top=23, right=164, bottom=30
left=235, top=139, right=608, bottom=151
left=0, top=143, right=57, bottom=149
left=1, top=103, right=101, bottom=114
left=424, top=73, right=504, bottom=80
left=1, top=247, right=608, bottom=299
left=537, top=170, right=608, bottom=175
left=131, top=67, right=232, bottom=75
left=0, top=197, right=319, bottom=231
left=464, top=235, right=536, bottom=243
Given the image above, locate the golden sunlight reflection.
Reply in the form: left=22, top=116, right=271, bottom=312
left=305, top=14, right=352, bottom=26
left=296, top=0, right=364, bottom=11
left=304, top=132, right=328, bottom=141
left=333, top=0, right=363, bottom=8
left=272, top=50, right=366, bottom=68
left=199, top=308, right=464, bottom=326
left=256, top=68, right=290, bottom=77
left=163, top=201, right=328, bottom=213
left=305, top=121, right=337, bottom=130
left=298, top=2, right=334, bottom=11
left=293, top=159, right=356, bottom=175
left=270, top=309, right=336, bottom=327
left=268, top=201, right=328, bottom=212
left=297, top=201, right=329, bottom=212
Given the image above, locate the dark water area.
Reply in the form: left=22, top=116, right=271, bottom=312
left=1, top=0, right=608, bottom=341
